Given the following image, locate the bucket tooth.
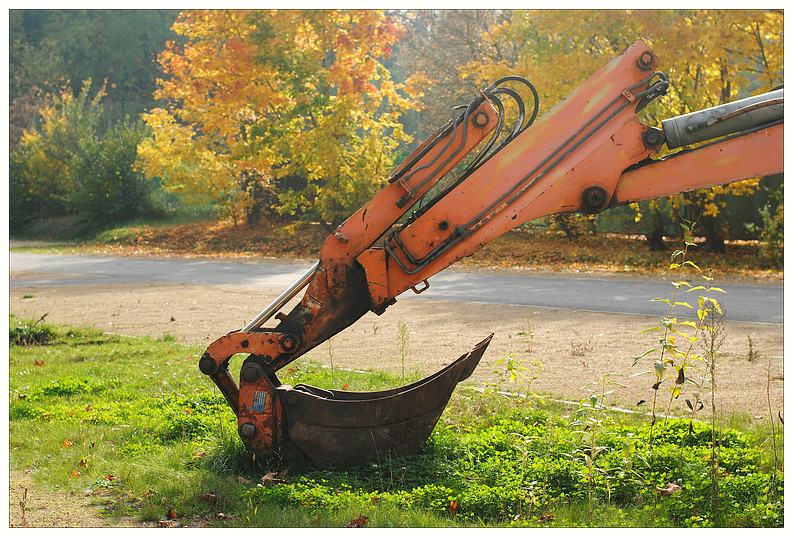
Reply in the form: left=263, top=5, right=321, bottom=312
left=279, top=334, right=493, bottom=467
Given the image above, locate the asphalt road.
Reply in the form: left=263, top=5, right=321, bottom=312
left=9, top=253, right=783, bottom=325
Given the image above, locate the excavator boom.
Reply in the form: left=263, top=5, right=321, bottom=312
left=198, top=40, right=783, bottom=466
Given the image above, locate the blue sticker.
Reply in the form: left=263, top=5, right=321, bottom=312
left=252, top=391, right=268, bottom=412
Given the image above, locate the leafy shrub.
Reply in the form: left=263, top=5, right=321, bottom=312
left=9, top=79, right=157, bottom=232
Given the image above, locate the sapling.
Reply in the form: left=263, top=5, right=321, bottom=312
left=632, top=220, right=724, bottom=451
left=567, top=373, right=623, bottom=525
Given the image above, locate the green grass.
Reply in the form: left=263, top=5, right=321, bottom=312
left=9, top=316, right=783, bottom=527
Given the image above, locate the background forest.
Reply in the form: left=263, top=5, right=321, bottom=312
left=8, top=9, right=784, bottom=260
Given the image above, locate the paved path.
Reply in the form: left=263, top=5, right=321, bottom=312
left=10, top=253, right=783, bottom=324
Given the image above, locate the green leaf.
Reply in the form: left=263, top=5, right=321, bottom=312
left=638, top=327, right=663, bottom=335
left=631, top=348, right=656, bottom=366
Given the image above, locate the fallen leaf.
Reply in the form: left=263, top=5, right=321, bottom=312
left=260, top=471, right=288, bottom=486
left=72, top=469, right=82, bottom=477
left=199, top=493, right=217, bottom=504
left=348, top=514, right=369, bottom=527
left=35, top=359, right=45, bottom=366
left=166, top=507, right=179, bottom=519
left=64, top=439, right=74, bottom=447
left=655, top=482, right=683, bottom=497
left=448, top=499, right=458, bottom=515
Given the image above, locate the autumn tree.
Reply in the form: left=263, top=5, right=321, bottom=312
left=462, top=9, right=783, bottom=251
left=138, top=9, right=418, bottom=228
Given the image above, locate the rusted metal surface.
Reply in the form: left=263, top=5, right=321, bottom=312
left=280, top=334, right=493, bottom=467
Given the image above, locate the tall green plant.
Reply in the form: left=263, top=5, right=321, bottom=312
left=632, top=220, right=724, bottom=447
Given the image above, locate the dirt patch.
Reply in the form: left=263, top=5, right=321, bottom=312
left=9, top=276, right=783, bottom=416
left=9, top=469, right=139, bottom=528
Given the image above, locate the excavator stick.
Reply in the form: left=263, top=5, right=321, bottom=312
left=199, top=40, right=783, bottom=467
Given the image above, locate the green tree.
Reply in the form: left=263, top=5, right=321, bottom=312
left=9, top=10, right=181, bottom=148
left=10, top=80, right=155, bottom=230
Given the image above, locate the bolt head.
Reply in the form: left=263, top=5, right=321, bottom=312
left=199, top=355, right=217, bottom=375
left=241, top=363, right=262, bottom=383
left=637, top=51, right=655, bottom=71
left=239, top=422, right=257, bottom=439
left=281, top=335, right=299, bottom=352
left=582, top=186, right=608, bottom=213
left=472, top=112, right=489, bottom=128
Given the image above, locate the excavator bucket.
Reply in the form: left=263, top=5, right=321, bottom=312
left=280, top=334, right=492, bottom=467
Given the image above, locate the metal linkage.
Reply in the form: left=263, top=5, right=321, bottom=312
left=384, top=72, right=669, bottom=275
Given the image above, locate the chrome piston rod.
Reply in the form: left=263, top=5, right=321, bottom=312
left=662, top=88, right=783, bottom=149
left=242, top=261, right=320, bottom=332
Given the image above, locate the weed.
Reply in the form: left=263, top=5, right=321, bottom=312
left=765, top=351, right=781, bottom=495
left=632, top=220, right=725, bottom=449
left=746, top=335, right=760, bottom=362
left=568, top=373, right=625, bottom=524
left=517, top=311, right=535, bottom=353
left=9, top=313, right=55, bottom=346
left=396, top=321, right=409, bottom=380
left=569, top=330, right=596, bottom=357
left=696, top=296, right=726, bottom=520
left=327, top=337, right=334, bottom=385
left=492, top=352, right=544, bottom=403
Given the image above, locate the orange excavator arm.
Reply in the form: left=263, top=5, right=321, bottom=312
left=198, top=40, right=782, bottom=467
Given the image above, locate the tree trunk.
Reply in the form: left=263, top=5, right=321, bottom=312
left=645, top=208, right=667, bottom=251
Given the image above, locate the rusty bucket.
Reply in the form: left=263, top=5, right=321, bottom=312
left=278, top=334, right=493, bottom=467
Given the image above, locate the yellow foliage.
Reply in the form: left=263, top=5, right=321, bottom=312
left=139, top=9, right=419, bottom=225
left=464, top=10, right=781, bottom=222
